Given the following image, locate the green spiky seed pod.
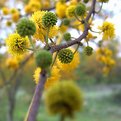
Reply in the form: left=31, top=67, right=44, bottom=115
left=84, top=46, right=93, bottom=56
left=63, top=33, right=71, bottom=41
left=35, top=50, right=52, bottom=69
left=75, top=3, right=86, bottom=16
left=83, top=0, right=89, bottom=3
left=58, top=49, right=74, bottom=63
left=16, top=18, right=36, bottom=37
left=42, top=12, right=57, bottom=28
left=98, top=0, right=109, bottom=3
left=63, top=18, right=70, bottom=26
left=45, top=81, right=83, bottom=117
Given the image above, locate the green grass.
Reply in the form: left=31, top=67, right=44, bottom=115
left=0, top=86, right=121, bottom=121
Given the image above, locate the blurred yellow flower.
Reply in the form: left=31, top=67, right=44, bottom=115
left=99, top=21, right=115, bottom=40
left=66, top=5, right=76, bottom=18
left=33, top=66, right=61, bottom=89
left=2, top=7, right=9, bottom=15
left=6, top=57, right=19, bottom=69
left=56, top=2, right=67, bottom=19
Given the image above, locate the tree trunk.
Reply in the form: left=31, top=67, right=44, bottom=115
left=7, top=88, right=16, bottom=121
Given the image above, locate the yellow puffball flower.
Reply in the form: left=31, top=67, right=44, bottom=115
left=10, top=8, right=19, bottom=14
left=45, top=66, right=61, bottom=89
left=44, top=81, right=83, bottom=117
left=70, top=0, right=78, bottom=5
left=24, top=5, right=32, bottom=14
left=12, top=12, right=20, bottom=22
left=56, top=2, right=67, bottom=19
left=48, top=26, right=58, bottom=39
left=42, top=0, right=50, bottom=9
left=66, top=5, right=76, bottom=18
left=59, top=25, right=68, bottom=33
left=6, top=21, right=12, bottom=27
left=24, top=0, right=41, bottom=13
left=31, top=11, right=58, bottom=42
left=6, top=33, right=30, bottom=56
left=6, top=57, right=19, bottom=69
left=57, top=48, right=80, bottom=72
left=2, top=7, right=9, bottom=15
left=29, top=0, right=41, bottom=12
left=33, top=67, right=41, bottom=84
left=33, top=66, right=61, bottom=89
left=99, top=21, right=115, bottom=40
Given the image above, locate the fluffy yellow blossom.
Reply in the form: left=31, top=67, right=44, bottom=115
left=12, top=12, right=20, bottom=22
left=6, top=21, right=12, bottom=26
left=96, top=48, right=112, bottom=57
left=44, top=81, right=83, bottom=117
left=6, top=57, right=19, bottom=69
left=57, top=48, right=80, bottom=72
left=2, top=7, right=9, bottom=15
left=45, top=66, right=61, bottom=89
left=86, top=32, right=95, bottom=41
left=96, top=47, right=115, bottom=75
left=66, top=5, right=76, bottom=18
left=31, top=11, right=58, bottom=42
left=33, top=67, right=41, bottom=84
left=99, top=21, right=115, bottom=40
left=33, top=66, right=61, bottom=89
left=6, top=33, right=30, bottom=56
left=70, top=0, right=78, bottom=5
left=10, top=8, right=19, bottom=14
left=59, top=25, right=68, bottom=33
left=56, top=2, right=67, bottom=18
left=24, top=0, right=41, bottom=13
left=42, top=0, right=50, bottom=9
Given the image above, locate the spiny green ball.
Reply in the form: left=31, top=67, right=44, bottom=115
left=63, top=18, right=70, bottom=26
left=83, top=0, right=89, bottom=3
left=16, top=18, right=36, bottom=37
left=35, top=50, right=52, bottom=69
left=75, top=3, right=86, bottom=16
left=45, top=81, right=83, bottom=117
left=42, top=12, right=57, bottom=28
left=84, top=46, right=93, bottom=56
left=63, top=33, right=71, bottom=41
left=58, top=49, right=74, bottom=64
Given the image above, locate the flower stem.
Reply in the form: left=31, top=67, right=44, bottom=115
left=24, top=69, right=47, bottom=121
left=29, top=36, right=35, bottom=52
left=60, top=115, right=65, bottom=121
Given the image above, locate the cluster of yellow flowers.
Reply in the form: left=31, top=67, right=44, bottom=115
left=99, top=21, right=115, bottom=40
left=33, top=66, right=60, bottom=89
left=24, top=0, right=41, bottom=14
left=2, top=7, right=20, bottom=23
left=96, top=47, right=115, bottom=75
left=56, top=1, right=67, bottom=19
left=6, top=57, right=19, bottom=70
left=31, top=11, right=58, bottom=42
left=24, top=0, right=51, bottom=14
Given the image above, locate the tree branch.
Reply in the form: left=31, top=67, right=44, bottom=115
left=50, top=0, right=96, bottom=53
left=25, top=69, right=47, bottom=121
